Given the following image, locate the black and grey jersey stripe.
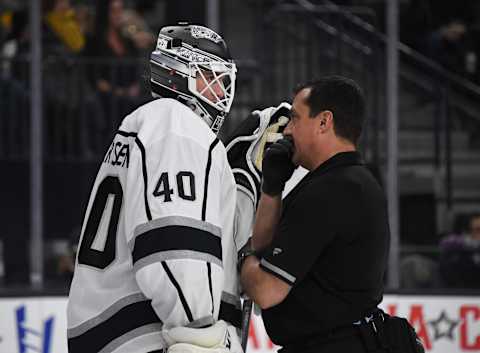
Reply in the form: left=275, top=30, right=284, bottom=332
left=218, top=291, right=242, bottom=329
left=130, top=216, right=223, bottom=324
left=129, top=216, right=223, bottom=271
left=202, top=138, right=220, bottom=318
left=117, top=129, right=152, bottom=221
left=202, top=138, right=220, bottom=221
left=67, top=293, right=163, bottom=353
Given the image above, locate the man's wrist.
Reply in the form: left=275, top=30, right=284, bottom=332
left=238, top=239, right=266, bottom=272
left=261, top=179, right=284, bottom=196
left=238, top=241, right=255, bottom=272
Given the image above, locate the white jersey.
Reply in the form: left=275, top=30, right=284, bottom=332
left=67, top=98, right=242, bottom=353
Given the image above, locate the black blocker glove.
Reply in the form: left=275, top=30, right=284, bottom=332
left=261, top=136, right=296, bottom=196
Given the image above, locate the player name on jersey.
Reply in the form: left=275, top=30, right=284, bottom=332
left=103, top=138, right=130, bottom=168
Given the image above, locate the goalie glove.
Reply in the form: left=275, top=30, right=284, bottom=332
left=225, top=102, right=291, bottom=208
left=164, top=320, right=243, bottom=353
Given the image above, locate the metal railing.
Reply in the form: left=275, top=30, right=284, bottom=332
left=261, top=1, right=480, bottom=215
left=0, top=56, right=260, bottom=161
left=1, top=56, right=153, bottom=161
left=253, top=0, right=480, bottom=290
left=258, top=4, right=381, bottom=163
left=2, top=2, right=480, bottom=290
left=0, top=53, right=261, bottom=287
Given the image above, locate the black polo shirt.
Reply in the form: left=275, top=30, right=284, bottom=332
left=259, top=151, right=390, bottom=346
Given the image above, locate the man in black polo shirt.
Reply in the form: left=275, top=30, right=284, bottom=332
left=239, top=76, right=391, bottom=352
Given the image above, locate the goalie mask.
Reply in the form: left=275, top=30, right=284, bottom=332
left=150, top=23, right=237, bottom=133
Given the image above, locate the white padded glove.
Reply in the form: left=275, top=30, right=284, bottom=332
left=164, top=320, right=243, bottom=353
left=225, top=102, right=291, bottom=208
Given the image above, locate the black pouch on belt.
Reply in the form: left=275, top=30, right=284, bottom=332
left=383, top=315, right=425, bottom=353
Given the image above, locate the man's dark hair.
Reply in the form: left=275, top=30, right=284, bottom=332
left=295, top=75, right=365, bottom=145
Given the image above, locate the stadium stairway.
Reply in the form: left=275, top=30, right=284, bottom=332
left=224, top=0, right=480, bottom=241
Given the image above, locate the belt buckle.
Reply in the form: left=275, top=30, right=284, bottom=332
left=364, top=315, right=377, bottom=333
left=352, top=311, right=384, bottom=330
left=379, top=311, right=385, bottom=321
left=370, top=311, right=386, bottom=333
left=352, top=314, right=372, bottom=326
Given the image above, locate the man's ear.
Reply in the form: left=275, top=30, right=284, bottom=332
left=317, top=110, right=333, bottom=132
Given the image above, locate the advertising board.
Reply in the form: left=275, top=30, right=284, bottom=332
left=0, top=295, right=478, bottom=353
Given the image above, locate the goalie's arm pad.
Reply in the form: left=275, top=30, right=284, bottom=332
left=234, top=189, right=255, bottom=254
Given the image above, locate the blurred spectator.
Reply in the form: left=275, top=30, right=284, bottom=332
left=57, top=226, right=78, bottom=283
left=122, top=1, right=155, bottom=53
left=1, top=9, right=28, bottom=78
left=426, top=20, right=476, bottom=79
left=85, top=0, right=145, bottom=131
left=43, top=0, right=85, bottom=54
left=400, top=254, right=440, bottom=289
left=131, top=0, right=165, bottom=33
left=439, top=213, right=480, bottom=288
left=401, top=0, right=479, bottom=79
left=0, top=9, right=29, bottom=158
left=45, top=226, right=78, bottom=285
left=41, top=0, right=105, bottom=158
left=73, top=4, right=95, bottom=38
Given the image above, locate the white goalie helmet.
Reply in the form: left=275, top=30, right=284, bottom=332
left=150, top=23, right=237, bottom=134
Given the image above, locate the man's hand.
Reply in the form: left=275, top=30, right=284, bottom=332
left=261, top=137, right=296, bottom=196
